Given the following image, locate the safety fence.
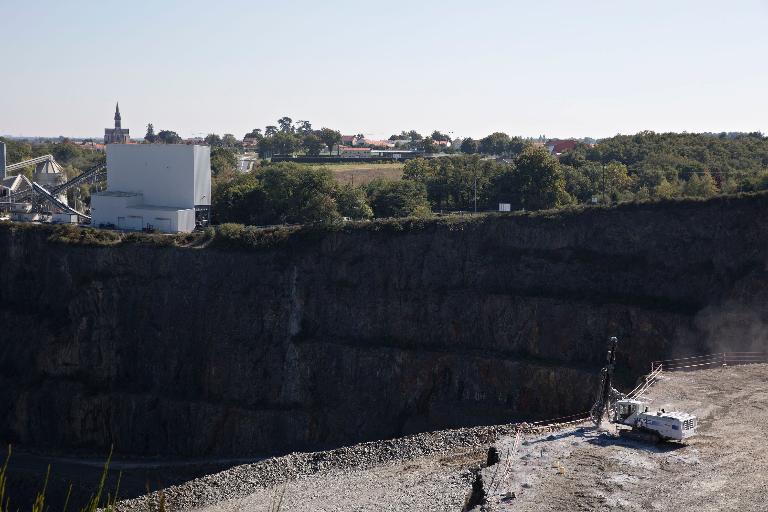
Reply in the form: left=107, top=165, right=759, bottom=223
left=651, top=352, right=767, bottom=372
left=626, top=364, right=663, bottom=399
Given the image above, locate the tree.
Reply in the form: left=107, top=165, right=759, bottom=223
left=156, top=130, right=182, bottom=144
left=479, top=132, right=512, bottom=155
left=365, top=179, right=431, bottom=217
left=654, top=177, right=679, bottom=199
left=460, top=138, right=479, bottom=154
left=422, top=137, right=436, bottom=154
left=296, top=120, right=313, bottom=134
left=244, top=128, right=263, bottom=139
left=562, top=161, right=633, bottom=204
left=222, top=134, right=239, bottom=148
left=302, top=133, right=324, bottom=156
left=272, top=132, right=300, bottom=155
left=404, top=130, right=423, bottom=141
left=431, top=130, right=451, bottom=142
left=335, top=184, right=373, bottom=219
left=212, top=173, right=266, bottom=225
left=492, top=146, right=572, bottom=210
left=205, top=133, right=223, bottom=147
left=144, top=123, right=157, bottom=143
left=318, top=128, right=342, bottom=155
left=265, top=125, right=278, bottom=137
left=210, top=147, right=238, bottom=176
left=259, top=164, right=340, bottom=224
left=683, top=172, right=718, bottom=197
left=403, top=155, right=506, bottom=211
left=278, top=117, right=294, bottom=133
left=258, top=137, right=275, bottom=158
left=213, top=163, right=346, bottom=225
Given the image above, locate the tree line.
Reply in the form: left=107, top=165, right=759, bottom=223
left=212, top=148, right=570, bottom=226
left=558, top=131, right=768, bottom=202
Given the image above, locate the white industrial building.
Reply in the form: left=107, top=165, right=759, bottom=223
left=91, top=144, right=211, bottom=233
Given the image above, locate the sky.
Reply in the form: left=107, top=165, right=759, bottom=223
left=1, top=0, right=767, bottom=140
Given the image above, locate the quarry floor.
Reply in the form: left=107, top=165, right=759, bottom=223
left=480, top=364, right=768, bottom=512
left=117, top=364, right=768, bottom=512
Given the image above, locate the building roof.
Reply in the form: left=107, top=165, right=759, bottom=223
left=547, top=139, right=578, bottom=154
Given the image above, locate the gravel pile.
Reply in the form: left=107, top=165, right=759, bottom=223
left=115, top=423, right=521, bottom=512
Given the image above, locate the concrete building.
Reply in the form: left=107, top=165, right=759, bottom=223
left=104, top=103, right=130, bottom=144
left=91, top=144, right=211, bottom=233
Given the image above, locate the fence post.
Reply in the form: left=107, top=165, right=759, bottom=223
left=722, top=352, right=727, bottom=367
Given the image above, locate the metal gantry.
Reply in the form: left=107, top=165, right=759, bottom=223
left=2, top=155, right=106, bottom=220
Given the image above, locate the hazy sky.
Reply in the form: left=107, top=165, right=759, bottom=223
left=2, top=0, right=767, bottom=140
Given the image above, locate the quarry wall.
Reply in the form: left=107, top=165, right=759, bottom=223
left=1, top=195, right=767, bottom=457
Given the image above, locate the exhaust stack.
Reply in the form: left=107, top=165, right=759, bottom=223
left=0, top=141, right=6, bottom=180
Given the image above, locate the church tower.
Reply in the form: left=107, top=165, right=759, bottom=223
left=114, top=103, right=122, bottom=130
left=105, top=102, right=130, bottom=144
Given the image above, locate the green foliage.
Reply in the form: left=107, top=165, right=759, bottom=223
left=48, top=224, right=123, bottom=245
left=156, top=130, right=182, bottom=144
left=213, top=163, right=355, bottom=225
left=562, top=161, right=633, bottom=203
left=335, top=184, right=374, bottom=219
left=683, top=172, right=718, bottom=197
left=0, top=445, right=121, bottom=512
left=302, top=133, right=324, bottom=156
left=210, top=223, right=297, bottom=250
left=422, top=136, right=436, bottom=154
left=478, top=133, right=528, bottom=156
left=558, top=131, right=768, bottom=203
left=213, top=173, right=265, bottom=224
left=205, top=133, right=223, bottom=147
left=318, top=128, right=342, bottom=155
left=492, top=146, right=572, bottom=210
left=144, top=123, right=157, bottom=143
left=365, top=178, right=430, bottom=217
left=210, top=147, right=238, bottom=176
left=460, top=138, right=479, bottom=154
left=403, top=156, right=506, bottom=211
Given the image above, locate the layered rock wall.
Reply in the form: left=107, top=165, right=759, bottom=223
left=1, top=195, right=767, bottom=456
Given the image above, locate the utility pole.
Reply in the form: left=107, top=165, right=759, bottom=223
left=602, top=164, right=607, bottom=205
left=474, top=171, right=478, bottom=213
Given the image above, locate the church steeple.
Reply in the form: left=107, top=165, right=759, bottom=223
left=114, top=102, right=121, bottom=129
left=105, top=102, right=129, bottom=144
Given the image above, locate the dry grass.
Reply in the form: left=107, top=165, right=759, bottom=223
left=320, top=163, right=404, bottom=186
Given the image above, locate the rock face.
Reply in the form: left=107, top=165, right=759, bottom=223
left=1, top=195, right=767, bottom=457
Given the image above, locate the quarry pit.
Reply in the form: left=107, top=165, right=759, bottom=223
left=1, top=193, right=768, bottom=507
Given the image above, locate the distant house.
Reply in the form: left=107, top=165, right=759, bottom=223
left=338, top=146, right=372, bottom=157
left=546, top=139, right=578, bottom=155
left=242, top=137, right=260, bottom=148
left=341, top=135, right=362, bottom=146
left=361, top=138, right=395, bottom=148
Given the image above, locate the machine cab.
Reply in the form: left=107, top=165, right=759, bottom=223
left=614, top=399, right=646, bottom=424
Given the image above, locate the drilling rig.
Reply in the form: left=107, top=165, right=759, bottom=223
left=591, top=337, right=698, bottom=442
